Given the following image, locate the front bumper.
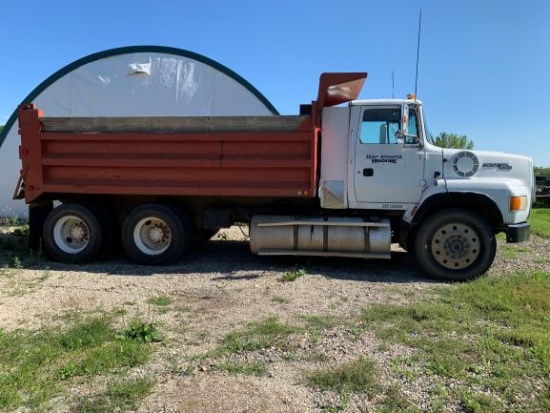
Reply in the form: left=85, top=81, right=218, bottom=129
left=506, top=222, right=530, bottom=243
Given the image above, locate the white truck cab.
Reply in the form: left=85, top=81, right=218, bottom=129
left=319, top=98, right=533, bottom=280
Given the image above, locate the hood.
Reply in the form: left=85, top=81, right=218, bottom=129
left=442, top=149, right=533, bottom=185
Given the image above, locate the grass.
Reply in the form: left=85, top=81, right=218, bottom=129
left=499, top=244, right=531, bottom=259
left=146, top=295, right=173, bottom=314
left=529, top=207, right=550, bottom=238
left=0, top=216, right=28, bottom=227
left=188, top=317, right=300, bottom=378
left=72, top=377, right=155, bottom=413
left=147, top=295, right=173, bottom=307
left=214, top=315, right=343, bottom=357
left=361, top=270, right=550, bottom=411
left=378, top=385, right=421, bottom=413
left=0, top=313, right=160, bottom=411
left=271, top=295, right=289, bottom=304
left=0, top=218, right=28, bottom=252
left=306, top=356, right=380, bottom=396
left=217, top=316, right=300, bottom=354
left=193, top=315, right=341, bottom=377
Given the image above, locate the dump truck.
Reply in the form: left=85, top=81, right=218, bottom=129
left=14, top=72, right=533, bottom=281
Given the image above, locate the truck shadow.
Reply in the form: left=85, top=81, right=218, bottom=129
left=20, top=239, right=433, bottom=284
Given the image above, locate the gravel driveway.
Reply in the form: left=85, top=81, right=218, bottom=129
left=0, top=226, right=547, bottom=412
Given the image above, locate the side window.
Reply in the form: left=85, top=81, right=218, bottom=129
left=405, top=106, right=420, bottom=145
left=407, top=109, right=419, bottom=142
left=359, top=108, right=401, bottom=144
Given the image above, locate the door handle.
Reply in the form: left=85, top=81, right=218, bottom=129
left=363, top=168, right=374, bottom=177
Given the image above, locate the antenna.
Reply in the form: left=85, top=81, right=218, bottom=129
left=414, top=10, right=422, bottom=100
left=392, top=71, right=395, bottom=99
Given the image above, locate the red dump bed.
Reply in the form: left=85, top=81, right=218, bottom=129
left=17, top=107, right=317, bottom=204
left=15, top=73, right=367, bottom=205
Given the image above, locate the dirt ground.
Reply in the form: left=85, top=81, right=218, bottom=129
left=0, top=227, right=547, bottom=412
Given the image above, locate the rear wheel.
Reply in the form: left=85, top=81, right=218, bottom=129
left=122, top=204, right=193, bottom=265
left=414, top=209, right=496, bottom=281
left=43, top=203, right=105, bottom=263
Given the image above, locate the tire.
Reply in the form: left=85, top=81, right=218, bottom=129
left=43, top=203, right=105, bottom=263
left=414, top=209, right=496, bottom=281
left=122, top=203, right=193, bottom=265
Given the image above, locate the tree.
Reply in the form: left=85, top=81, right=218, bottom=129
left=0, top=125, right=3, bottom=133
left=535, top=166, right=550, bottom=180
left=434, top=132, right=474, bottom=149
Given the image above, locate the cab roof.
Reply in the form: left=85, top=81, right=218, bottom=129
left=351, top=99, right=422, bottom=106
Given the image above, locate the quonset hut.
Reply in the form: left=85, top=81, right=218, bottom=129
left=0, top=46, right=278, bottom=217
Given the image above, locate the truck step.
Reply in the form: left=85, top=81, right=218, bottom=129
left=257, top=249, right=391, bottom=260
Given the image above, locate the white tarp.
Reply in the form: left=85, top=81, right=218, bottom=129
left=0, top=48, right=277, bottom=216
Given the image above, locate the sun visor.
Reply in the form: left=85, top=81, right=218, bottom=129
left=316, top=72, right=368, bottom=109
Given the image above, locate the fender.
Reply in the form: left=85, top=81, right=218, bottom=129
left=399, top=191, right=503, bottom=250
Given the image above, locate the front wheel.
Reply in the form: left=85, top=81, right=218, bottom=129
left=414, top=209, right=496, bottom=281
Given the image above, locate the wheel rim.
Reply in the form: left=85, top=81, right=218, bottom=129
left=53, top=215, right=90, bottom=253
left=133, top=217, right=171, bottom=255
left=430, top=222, right=480, bottom=270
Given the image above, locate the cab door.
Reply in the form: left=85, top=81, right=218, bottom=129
left=349, top=104, right=425, bottom=209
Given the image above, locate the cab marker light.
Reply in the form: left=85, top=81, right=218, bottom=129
left=509, top=196, right=527, bottom=211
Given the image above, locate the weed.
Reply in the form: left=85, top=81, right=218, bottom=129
left=117, top=319, right=164, bottom=343
left=8, top=255, right=23, bottom=269
left=281, top=267, right=307, bottom=282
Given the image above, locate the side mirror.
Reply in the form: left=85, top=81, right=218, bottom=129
left=401, top=103, right=409, bottom=137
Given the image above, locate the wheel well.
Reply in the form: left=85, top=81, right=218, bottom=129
left=402, top=192, right=503, bottom=251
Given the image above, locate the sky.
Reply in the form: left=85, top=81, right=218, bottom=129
left=1, top=0, right=549, bottom=166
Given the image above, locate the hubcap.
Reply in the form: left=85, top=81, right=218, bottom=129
left=134, top=217, right=171, bottom=255
left=431, top=223, right=480, bottom=269
left=53, top=215, right=90, bottom=253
